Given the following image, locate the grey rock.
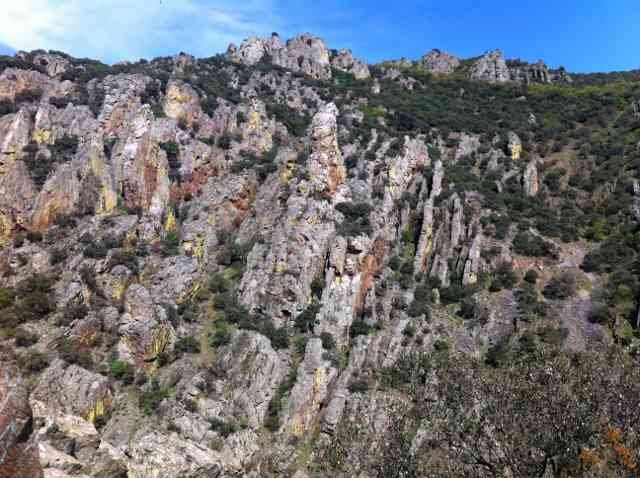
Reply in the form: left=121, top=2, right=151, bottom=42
left=0, top=365, right=43, bottom=478
left=331, top=49, right=370, bottom=79
left=281, top=338, right=338, bottom=437
left=470, top=49, right=510, bottom=83
left=462, top=230, right=483, bottom=285
left=272, top=33, right=331, bottom=80
left=33, top=53, right=71, bottom=78
left=31, top=359, right=113, bottom=423
left=212, top=330, right=286, bottom=428
left=419, top=49, right=460, bottom=74
left=228, top=33, right=332, bottom=80
left=126, top=431, right=222, bottom=478
left=633, top=180, right=640, bottom=223
left=118, top=284, right=175, bottom=365
left=523, top=158, right=540, bottom=197
left=306, top=102, right=346, bottom=197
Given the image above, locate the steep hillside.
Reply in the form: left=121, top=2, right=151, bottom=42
left=1, top=34, right=640, bottom=477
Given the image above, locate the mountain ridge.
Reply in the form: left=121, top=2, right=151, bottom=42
left=0, top=30, right=639, bottom=478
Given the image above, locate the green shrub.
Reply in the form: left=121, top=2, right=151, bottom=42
left=490, top=262, right=518, bottom=291
left=17, top=350, right=49, bottom=373
left=265, top=365, right=298, bottom=432
left=108, top=249, right=139, bottom=273
left=335, top=202, right=373, bottom=237
left=83, top=241, right=108, bottom=258
left=543, top=272, right=578, bottom=300
left=15, top=88, right=43, bottom=103
left=12, top=275, right=56, bottom=323
left=58, top=302, right=88, bottom=326
left=524, top=269, right=539, bottom=284
left=513, top=232, right=557, bottom=258
left=209, top=322, right=232, bottom=347
left=350, top=320, right=372, bottom=338
left=14, top=328, right=39, bottom=347
left=49, top=247, right=68, bottom=265
left=139, top=380, right=170, bottom=415
left=161, top=230, right=181, bottom=256
left=0, top=98, right=15, bottom=115
left=175, top=335, right=201, bottom=355
left=440, top=283, right=470, bottom=304
left=208, top=417, right=236, bottom=437
left=347, top=377, right=370, bottom=394
left=58, top=339, right=93, bottom=369
left=588, top=303, right=611, bottom=324
left=311, top=275, right=325, bottom=298
left=320, top=332, right=336, bottom=350
left=109, top=360, right=135, bottom=384
left=459, top=297, right=477, bottom=319
left=295, top=302, right=320, bottom=333
left=0, top=288, right=15, bottom=310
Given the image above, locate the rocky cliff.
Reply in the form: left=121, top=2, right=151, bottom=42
left=0, top=35, right=638, bottom=478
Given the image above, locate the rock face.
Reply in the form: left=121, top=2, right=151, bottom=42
left=509, top=60, right=552, bottom=84
left=226, top=33, right=284, bottom=66
left=32, top=53, right=70, bottom=78
left=466, top=51, right=571, bottom=85
left=419, top=49, right=460, bottom=74
left=228, top=33, right=368, bottom=80
left=470, top=49, right=510, bottom=83
left=0, top=366, right=43, bottom=478
left=633, top=180, right=640, bottom=223
left=306, top=102, right=345, bottom=196
left=118, top=284, right=175, bottom=366
left=127, top=431, right=221, bottom=478
left=507, top=131, right=523, bottom=160
left=163, top=79, right=202, bottom=127
left=281, top=338, right=338, bottom=437
left=523, top=158, right=540, bottom=196
left=272, top=34, right=332, bottom=80
left=331, top=49, right=371, bottom=79
left=31, top=360, right=113, bottom=425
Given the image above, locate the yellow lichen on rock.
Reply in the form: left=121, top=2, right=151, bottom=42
left=112, top=279, right=129, bottom=302
left=291, top=414, right=304, bottom=438
left=34, top=128, right=51, bottom=145
left=85, top=398, right=110, bottom=424
left=91, top=156, right=117, bottom=214
left=164, top=209, right=177, bottom=232
left=147, top=324, right=172, bottom=361
left=193, top=236, right=204, bottom=260
left=510, top=143, right=522, bottom=160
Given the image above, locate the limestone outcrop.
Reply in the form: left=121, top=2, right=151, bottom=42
left=331, top=49, right=371, bottom=79
left=419, top=49, right=460, bottom=74
left=228, top=33, right=368, bottom=81
left=470, top=49, right=511, bottom=83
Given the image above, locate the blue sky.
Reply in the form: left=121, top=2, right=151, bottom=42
left=0, top=0, right=638, bottom=72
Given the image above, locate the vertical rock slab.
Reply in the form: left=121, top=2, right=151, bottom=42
left=306, top=103, right=345, bottom=197
left=523, top=158, right=539, bottom=196
left=0, top=366, right=43, bottom=478
left=281, top=339, right=338, bottom=438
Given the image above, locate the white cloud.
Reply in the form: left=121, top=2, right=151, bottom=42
left=0, top=0, right=281, bottom=62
